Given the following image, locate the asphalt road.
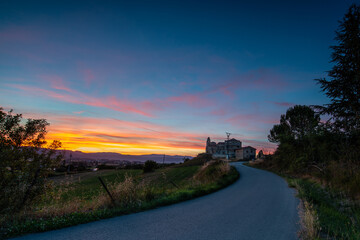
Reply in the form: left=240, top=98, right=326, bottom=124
left=15, top=162, right=299, bottom=240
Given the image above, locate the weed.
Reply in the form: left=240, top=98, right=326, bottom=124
left=299, top=200, right=319, bottom=240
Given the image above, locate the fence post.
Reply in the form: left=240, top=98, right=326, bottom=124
left=98, top=177, right=115, bottom=204
left=169, top=180, right=179, bottom=189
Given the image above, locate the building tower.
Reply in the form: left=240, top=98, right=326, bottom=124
left=206, top=137, right=211, bottom=153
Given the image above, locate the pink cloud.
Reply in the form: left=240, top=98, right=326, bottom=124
left=209, top=109, right=227, bottom=116
left=106, top=96, right=154, bottom=117
left=204, top=68, right=290, bottom=98
left=160, top=92, right=213, bottom=109
left=168, top=93, right=206, bottom=106
left=73, top=111, right=84, bottom=114
left=40, top=75, right=74, bottom=93
left=8, top=84, right=154, bottom=117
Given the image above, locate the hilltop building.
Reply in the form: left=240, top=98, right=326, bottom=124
left=206, top=137, right=256, bottom=160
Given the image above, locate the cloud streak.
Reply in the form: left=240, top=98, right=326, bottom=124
left=8, top=83, right=155, bottom=117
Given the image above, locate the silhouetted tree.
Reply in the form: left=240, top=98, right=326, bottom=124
left=0, top=107, right=62, bottom=215
left=143, top=160, right=158, bottom=173
left=268, top=105, right=320, bottom=144
left=316, top=4, right=360, bottom=132
left=268, top=105, right=321, bottom=171
left=263, top=6, right=360, bottom=196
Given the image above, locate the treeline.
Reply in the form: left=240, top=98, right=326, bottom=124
left=264, top=5, right=360, bottom=197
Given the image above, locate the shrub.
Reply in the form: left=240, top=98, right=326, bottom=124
left=195, top=153, right=212, bottom=162
left=180, top=153, right=211, bottom=167
left=143, top=160, right=158, bottom=173
left=0, top=108, right=62, bottom=216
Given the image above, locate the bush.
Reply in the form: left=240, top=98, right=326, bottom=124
left=143, top=160, right=158, bottom=173
left=0, top=108, right=62, bottom=216
left=195, top=153, right=212, bottom=162
left=180, top=153, right=211, bottom=167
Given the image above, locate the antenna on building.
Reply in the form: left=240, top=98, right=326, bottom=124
left=225, top=132, right=231, bottom=160
left=226, top=132, right=231, bottom=141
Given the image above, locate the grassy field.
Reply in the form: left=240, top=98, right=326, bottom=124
left=247, top=161, right=360, bottom=240
left=2, top=160, right=239, bottom=238
left=51, top=169, right=143, bottom=202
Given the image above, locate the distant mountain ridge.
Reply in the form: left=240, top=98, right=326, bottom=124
left=60, top=150, right=192, bottom=163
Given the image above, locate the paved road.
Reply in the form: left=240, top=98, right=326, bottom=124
left=15, top=162, right=299, bottom=240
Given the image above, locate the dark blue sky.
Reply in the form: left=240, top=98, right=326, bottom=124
left=0, top=0, right=355, bottom=155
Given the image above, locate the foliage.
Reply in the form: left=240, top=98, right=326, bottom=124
left=268, top=105, right=320, bottom=144
left=143, top=160, right=158, bottom=173
left=267, top=105, right=322, bottom=172
left=266, top=5, right=360, bottom=198
left=0, top=107, right=62, bottom=216
left=316, top=4, right=360, bottom=133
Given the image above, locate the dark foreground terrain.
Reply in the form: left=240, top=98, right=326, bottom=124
left=15, top=162, right=299, bottom=240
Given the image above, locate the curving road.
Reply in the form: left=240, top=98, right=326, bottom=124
left=15, top=162, right=299, bottom=240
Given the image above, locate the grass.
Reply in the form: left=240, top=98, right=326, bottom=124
left=2, top=160, right=239, bottom=239
left=54, top=169, right=142, bottom=202
left=288, top=178, right=360, bottom=240
left=247, top=161, right=360, bottom=239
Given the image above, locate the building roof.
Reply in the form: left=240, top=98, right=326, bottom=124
left=243, top=146, right=256, bottom=149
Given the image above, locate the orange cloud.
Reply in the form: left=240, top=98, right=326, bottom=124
left=38, top=114, right=206, bottom=156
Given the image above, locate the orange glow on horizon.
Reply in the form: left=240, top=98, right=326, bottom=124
left=18, top=113, right=276, bottom=157
left=46, top=130, right=204, bottom=157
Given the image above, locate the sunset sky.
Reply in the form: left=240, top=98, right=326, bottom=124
left=0, top=0, right=354, bottom=156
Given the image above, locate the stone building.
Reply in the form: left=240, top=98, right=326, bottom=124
left=206, top=137, right=256, bottom=160
left=235, top=146, right=256, bottom=160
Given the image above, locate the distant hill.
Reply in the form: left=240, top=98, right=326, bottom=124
left=59, top=150, right=192, bottom=163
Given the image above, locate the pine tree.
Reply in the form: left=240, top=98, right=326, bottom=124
left=317, top=4, right=360, bottom=133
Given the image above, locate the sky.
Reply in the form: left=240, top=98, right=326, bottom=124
left=0, top=0, right=355, bottom=156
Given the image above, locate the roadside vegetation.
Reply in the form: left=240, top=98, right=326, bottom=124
left=249, top=161, right=360, bottom=239
left=250, top=5, right=360, bottom=239
left=1, top=147, right=238, bottom=238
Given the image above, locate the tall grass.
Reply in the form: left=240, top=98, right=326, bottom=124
left=288, top=178, right=360, bottom=239
left=249, top=162, right=360, bottom=239
left=2, top=161, right=239, bottom=238
left=194, top=160, right=230, bottom=183
left=299, top=200, right=319, bottom=240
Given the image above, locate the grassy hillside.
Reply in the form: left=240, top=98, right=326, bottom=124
left=2, top=159, right=239, bottom=238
